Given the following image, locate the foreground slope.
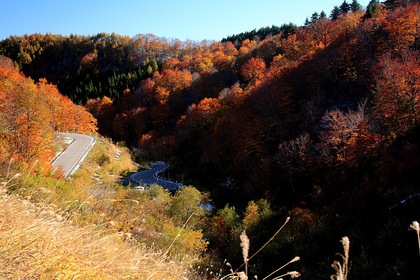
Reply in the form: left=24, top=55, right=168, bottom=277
left=0, top=178, right=192, bottom=279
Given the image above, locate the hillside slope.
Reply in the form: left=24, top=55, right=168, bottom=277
left=0, top=178, right=192, bottom=279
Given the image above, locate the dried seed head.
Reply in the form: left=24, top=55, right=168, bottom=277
left=291, top=256, right=300, bottom=263
left=226, top=262, right=233, bottom=273
left=340, top=236, right=350, bottom=260
left=8, top=173, right=22, bottom=181
left=238, top=271, right=248, bottom=280
left=409, top=221, right=420, bottom=232
left=288, top=271, right=301, bottom=278
left=240, top=230, right=250, bottom=264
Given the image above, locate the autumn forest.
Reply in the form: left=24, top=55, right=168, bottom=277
left=1, top=0, right=420, bottom=279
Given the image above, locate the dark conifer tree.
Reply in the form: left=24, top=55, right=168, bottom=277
left=311, top=12, right=320, bottom=23
left=365, top=0, right=380, bottom=18
left=330, top=6, right=341, bottom=20
left=384, top=0, right=397, bottom=9
left=350, top=0, right=362, bottom=12
left=340, top=0, right=351, bottom=14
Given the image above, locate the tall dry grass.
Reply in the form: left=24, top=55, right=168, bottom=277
left=218, top=217, right=300, bottom=280
left=0, top=175, right=195, bottom=279
left=330, top=236, right=350, bottom=280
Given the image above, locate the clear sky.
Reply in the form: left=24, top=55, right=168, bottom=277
left=1, top=0, right=372, bottom=42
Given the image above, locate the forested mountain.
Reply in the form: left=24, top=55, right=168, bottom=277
left=2, top=0, right=420, bottom=279
left=0, top=33, right=212, bottom=103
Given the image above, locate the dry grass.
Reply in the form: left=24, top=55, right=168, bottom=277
left=0, top=177, right=195, bottom=279
left=0, top=136, right=204, bottom=279
left=330, top=236, right=350, bottom=280
left=70, top=136, right=137, bottom=186
left=219, top=217, right=300, bottom=280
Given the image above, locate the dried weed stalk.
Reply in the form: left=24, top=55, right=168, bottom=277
left=330, top=236, right=350, bottom=280
left=221, top=217, right=299, bottom=280
left=409, top=221, right=420, bottom=255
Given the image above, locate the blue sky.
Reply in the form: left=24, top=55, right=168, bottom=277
left=1, top=0, right=371, bottom=42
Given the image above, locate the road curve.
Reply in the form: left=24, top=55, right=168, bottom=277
left=130, top=162, right=182, bottom=191
left=52, top=133, right=95, bottom=177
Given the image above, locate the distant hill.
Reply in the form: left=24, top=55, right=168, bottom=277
left=0, top=33, right=204, bottom=103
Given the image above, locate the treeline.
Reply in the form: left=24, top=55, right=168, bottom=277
left=221, top=0, right=366, bottom=45
left=63, top=59, right=160, bottom=102
left=221, top=24, right=297, bottom=46
left=0, top=33, right=213, bottom=103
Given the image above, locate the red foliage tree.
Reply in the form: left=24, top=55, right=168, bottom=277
left=374, top=50, right=420, bottom=134
left=318, top=104, right=378, bottom=166
left=382, top=3, right=420, bottom=52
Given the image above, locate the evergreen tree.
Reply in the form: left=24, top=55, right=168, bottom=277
left=350, top=0, right=362, bottom=12
left=384, top=0, right=396, bottom=9
left=340, top=1, right=351, bottom=14
left=330, top=6, right=341, bottom=20
left=221, top=24, right=296, bottom=44
left=365, top=0, right=380, bottom=18
left=311, top=12, right=320, bottom=23
left=320, top=11, right=327, bottom=19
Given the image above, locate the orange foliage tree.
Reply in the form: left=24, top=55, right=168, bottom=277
left=162, top=57, right=181, bottom=70
left=192, top=53, right=214, bottom=73
left=0, top=67, right=97, bottom=171
left=0, top=69, right=54, bottom=168
left=382, top=3, right=420, bottom=52
left=154, top=69, right=193, bottom=95
left=212, top=51, right=235, bottom=72
left=189, top=97, right=222, bottom=128
left=240, top=57, right=266, bottom=84
left=39, top=79, right=97, bottom=134
left=85, top=96, right=114, bottom=137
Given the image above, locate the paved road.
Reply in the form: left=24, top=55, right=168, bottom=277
left=130, top=162, right=182, bottom=191
left=52, top=133, right=95, bottom=177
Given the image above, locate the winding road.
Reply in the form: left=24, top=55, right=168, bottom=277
left=130, top=162, right=182, bottom=191
left=52, top=133, right=179, bottom=190
left=52, top=133, right=95, bottom=177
